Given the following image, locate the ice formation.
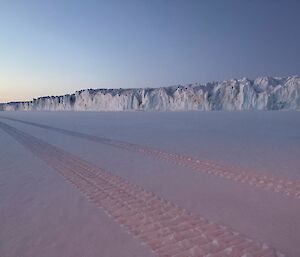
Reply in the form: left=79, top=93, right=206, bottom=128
left=1, top=76, right=299, bottom=111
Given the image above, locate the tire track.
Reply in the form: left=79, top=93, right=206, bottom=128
left=1, top=116, right=299, bottom=200
left=0, top=121, right=285, bottom=257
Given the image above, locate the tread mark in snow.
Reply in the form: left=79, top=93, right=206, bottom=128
left=1, top=116, right=300, bottom=200
left=0, top=121, right=285, bottom=257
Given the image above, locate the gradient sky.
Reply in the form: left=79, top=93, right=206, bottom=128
left=0, top=0, right=299, bottom=102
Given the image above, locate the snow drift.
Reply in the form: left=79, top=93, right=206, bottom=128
left=1, top=76, right=299, bottom=111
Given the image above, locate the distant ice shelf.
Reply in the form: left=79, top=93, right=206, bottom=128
left=1, top=75, right=299, bottom=111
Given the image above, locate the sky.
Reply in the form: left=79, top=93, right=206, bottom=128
left=0, top=0, right=299, bottom=102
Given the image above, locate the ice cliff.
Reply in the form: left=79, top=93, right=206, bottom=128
left=1, top=76, right=299, bottom=111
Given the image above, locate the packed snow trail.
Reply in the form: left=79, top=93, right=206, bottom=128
left=0, top=121, right=285, bottom=257
left=1, top=116, right=300, bottom=200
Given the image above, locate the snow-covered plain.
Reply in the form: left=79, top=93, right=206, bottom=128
left=0, top=111, right=300, bottom=257
left=0, top=76, right=299, bottom=111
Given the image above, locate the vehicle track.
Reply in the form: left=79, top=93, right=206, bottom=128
left=1, top=116, right=299, bottom=200
left=0, top=121, right=285, bottom=257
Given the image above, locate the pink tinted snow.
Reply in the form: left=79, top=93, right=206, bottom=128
left=0, top=129, right=154, bottom=257
left=0, top=111, right=300, bottom=257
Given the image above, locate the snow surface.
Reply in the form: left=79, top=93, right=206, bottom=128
left=0, top=76, right=299, bottom=111
left=0, top=123, right=154, bottom=257
left=0, top=111, right=300, bottom=257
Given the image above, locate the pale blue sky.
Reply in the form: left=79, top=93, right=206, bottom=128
left=0, top=0, right=299, bottom=102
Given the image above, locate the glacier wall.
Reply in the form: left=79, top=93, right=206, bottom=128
left=1, top=76, right=299, bottom=111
